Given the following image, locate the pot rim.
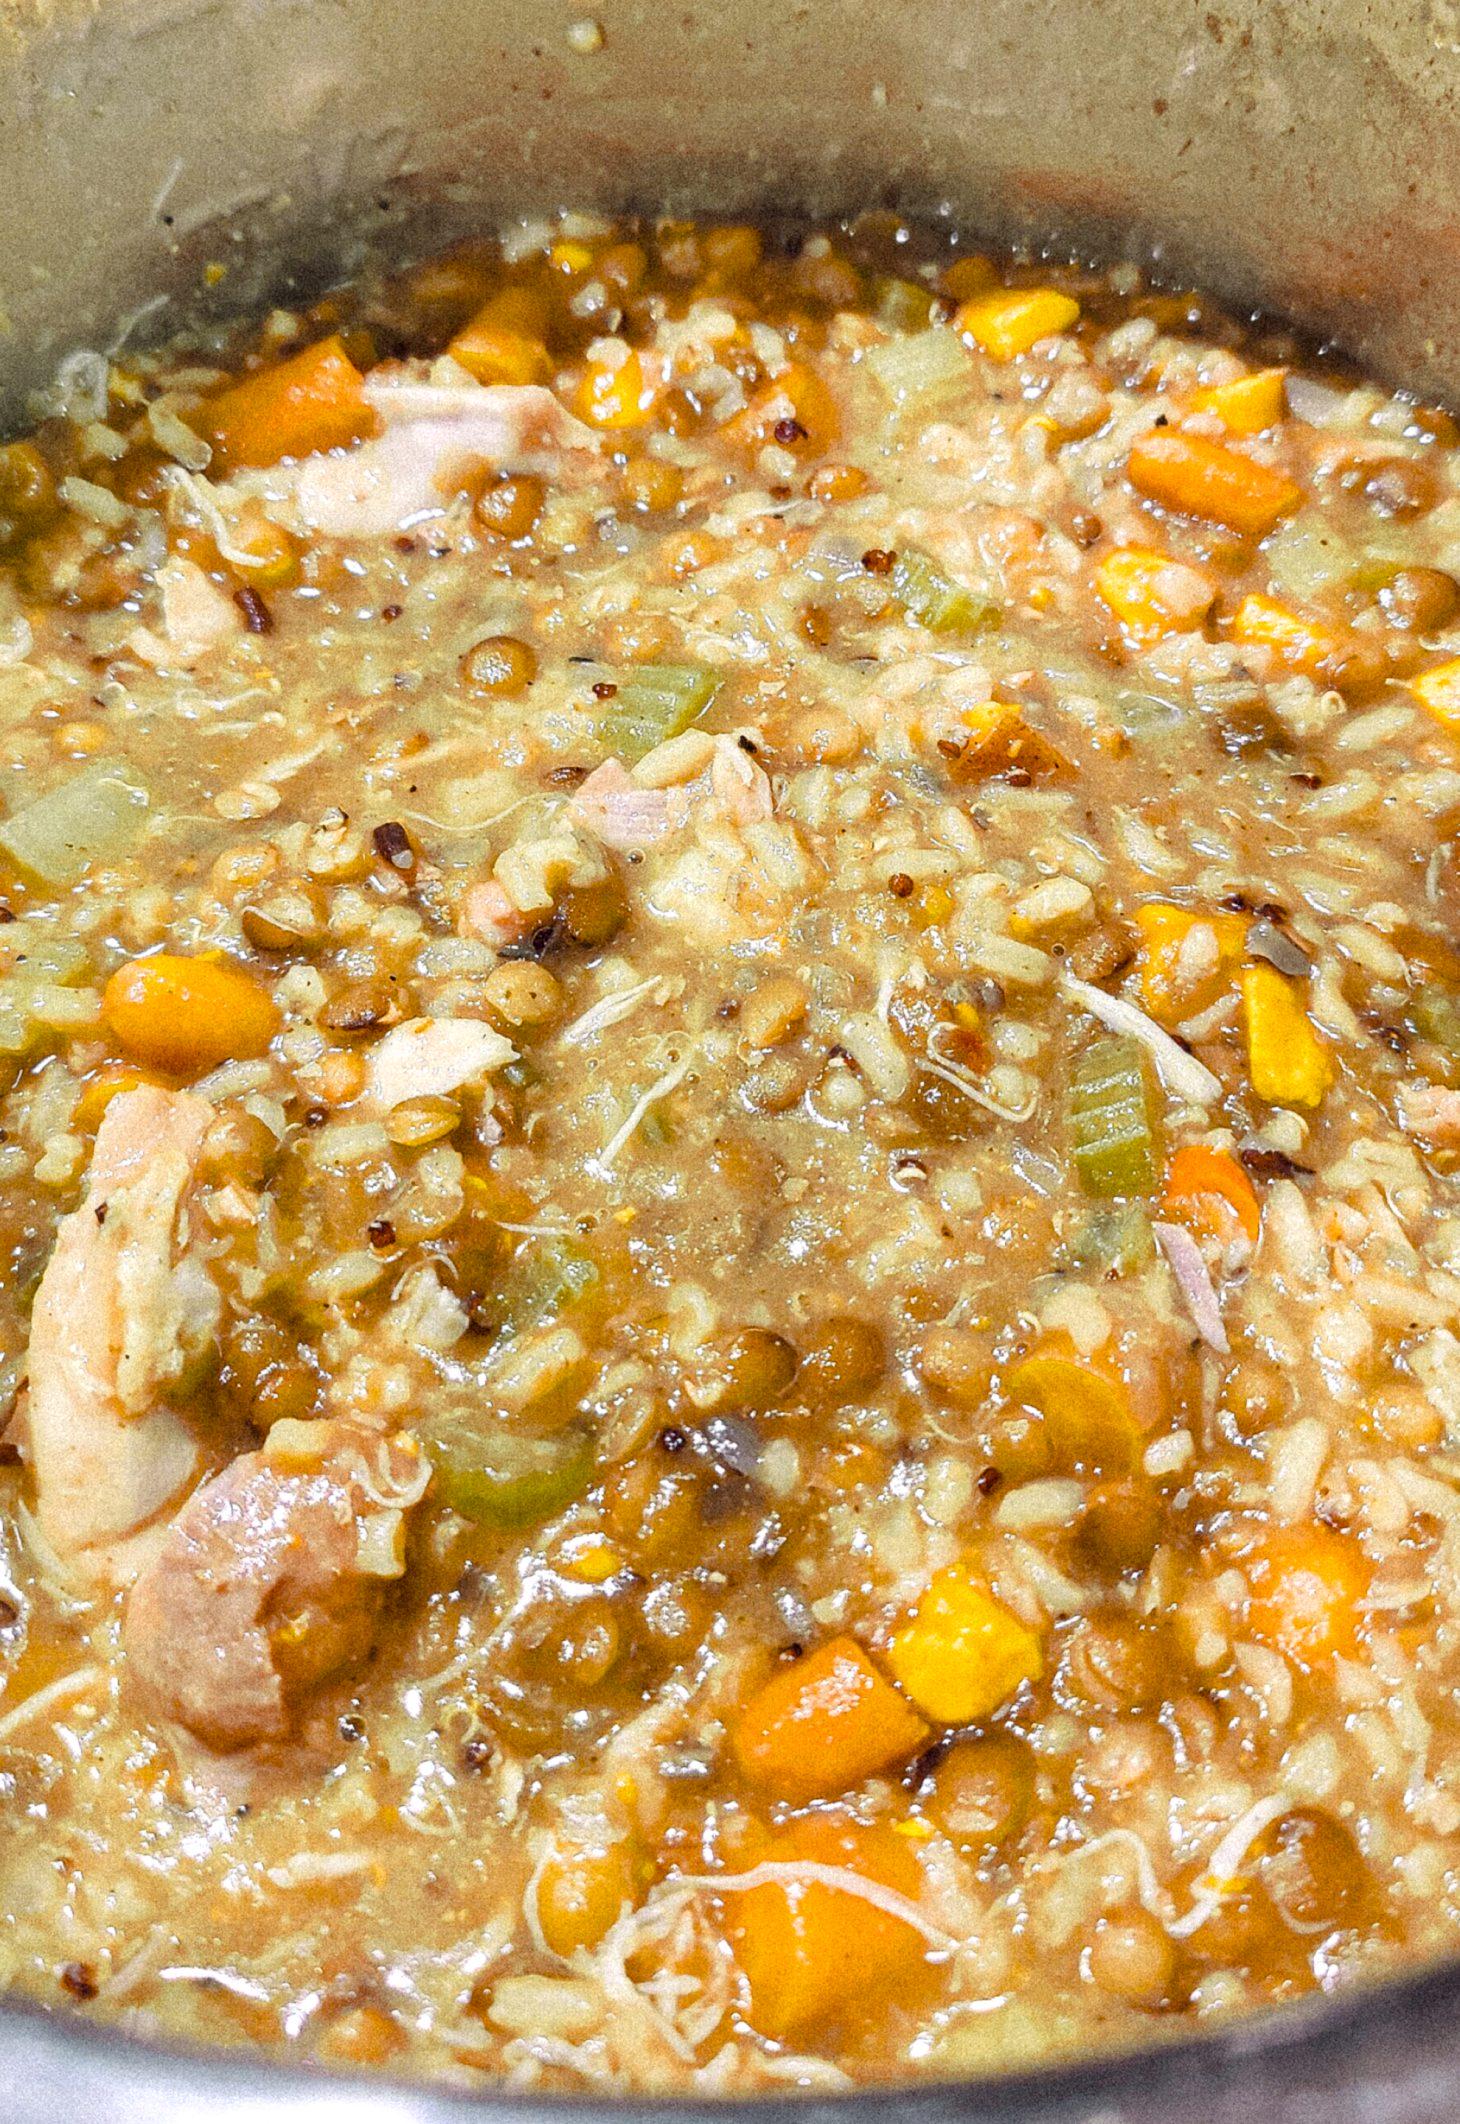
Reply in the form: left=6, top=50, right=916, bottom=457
left=4, top=1939, right=1460, bottom=2118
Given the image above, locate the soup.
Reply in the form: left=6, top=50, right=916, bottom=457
left=0, top=213, right=1456, bottom=2088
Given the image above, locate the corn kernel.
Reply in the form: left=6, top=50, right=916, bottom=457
left=887, top=1562, right=1043, bottom=1724
left=549, top=240, right=595, bottom=274
left=1413, top=658, right=1460, bottom=732
left=575, top=349, right=653, bottom=429
left=1241, top=962, right=1334, bottom=1111
left=1190, top=367, right=1287, bottom=436
left=561, top=1536, right=623, bottom=1584
left=955, top=288, right=1080, bottom=360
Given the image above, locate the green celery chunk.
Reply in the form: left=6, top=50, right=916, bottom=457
left=1066, top=1203, right=1155, bottom=1275
left=597, top=663, right=721, bottom=762
left=872, top=275, right=938, bottom=332
left=1069, top=1034, right=1159, bottom=1197
left=429, top=1420, right=595, bottom=1530
left=891, top=548, right=1000, bottom=636
left=864, top=327, right=973, bottom=404
left=1265, top=511, right=1408, bottom=602
left=0, top=759, right=150, bottom=888
left=1413, top=982, right=1460, bottom=1052
left=1411, top=982, right=1460, bottom=1083
left=498, top=1236, right=600, bottom=1334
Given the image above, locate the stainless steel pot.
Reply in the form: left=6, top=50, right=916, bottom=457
left=2, top=0, right=1460, bottom=2113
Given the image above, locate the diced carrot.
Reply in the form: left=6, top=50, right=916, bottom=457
left=1240, top=963, right=1334, bottom=1111
left=72, top=1062, right=163, bottom=1132
left=1413, top=657, right=1460, bottom=733
left=1163, top=1143, right=1262, bottom=1245
left=103, top=953, right=279, bottom=1079
left=1127, top=431, right=1302, bottom=536
left=447, top=294, right=552, bottom=388
left=722, top=362, right=840, bottom=460
left=951, top=700, right=1074, bottom=783
left=574, top=349, right=655, bottom=430
left=955, top=288, right=1080, bottom=360
left=1244, top=1523, right=1371, bottom=1669
left=1095, top=546, right=1217, bottom=640
left=1005, top=1339, right=1142, bottom=1475
left=199, top=335, right=372, bottom=472
left=1134, top=902, right=1248, bottom=1026
left=1190, top=368, right=1288, bottom=437
left=730, top=1635, right=930, bottom=1802
left=1230, top=592, right=1340, bottom=679
left=887, top=1563, right=1043, bottom=1725
left=722, top=1811, right=927, bottom=2038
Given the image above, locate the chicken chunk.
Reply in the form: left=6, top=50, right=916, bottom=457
left=25, top=1086, right=216, bottom=1587
left=123, top=1426, right=424, bottom=1752
left=292, top=375, right=602, bottom=536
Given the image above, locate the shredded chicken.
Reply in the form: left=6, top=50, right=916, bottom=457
left=291, top=374, right=602, bottom=536
left=124, top=1425, right=420, bottom=1751
left=24, top=1087, right=214, bottom=1588
left=363, top=1015, right=516, bottom=1112
left=129, top=555, right=244, bottom=669
left=570, top=739, right=773, bottom=852
left=1397, top=1081, right=1460, bottom=1147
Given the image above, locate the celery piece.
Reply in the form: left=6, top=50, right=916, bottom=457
left=891, top=548, right=1000, bottom=636
left=498, top=1236, right=599, bottom=1333
left=1069, top=1035, right=1159, bottom=1197
left=0, top=979, right=101, bottom=1058
left=873, top=275, right=938, bottom=332
left=1066, top=1203, right=1155, bottom=1274
left=865, top=328, right=973, bottom=404
left=0, top=760, right=150, bottom=889
left=1265, top=511, right=1408, bottom=602
left=5, top=929, right=89, bottom=984
left=428, top=1420, right=595, bottom=1530
left=1411, top=983, right=1460, bottom=1083
left=596, top=663, right=721, bottom=762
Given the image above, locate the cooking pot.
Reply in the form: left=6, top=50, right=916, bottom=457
left=2, top=0, right=1460, bottom=2114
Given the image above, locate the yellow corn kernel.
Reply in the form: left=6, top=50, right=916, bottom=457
left=561, top=1536, right=623, bottom=1584
left=887, top=1562, right=1043, bottom=1725
left=914, top=882, right=955, bottom=930
left=955, top=288, right=1080, bottom=361
left=1413, top=658, right=1460, bottom=732
left=549, top=239, right=595, bottom=275
left=575, top=349, right=653, bottom=429
left=1241, top=962, right=1335, bottom=1110
left=1134, top=902, right=1248, bottom=1026
left=1190, top=367, right=1288, bottom=436
left=447, top=310, right=552, bottom=389
left=1095, top=545, right=1216, bottom=639
left=1230, top=593, right=1338, bottom=679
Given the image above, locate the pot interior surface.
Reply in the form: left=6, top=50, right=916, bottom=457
left=2, top=0, right=1460, bottom=417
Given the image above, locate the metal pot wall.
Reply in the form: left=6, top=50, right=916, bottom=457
left=2, top=0, right=1460, bottom=2114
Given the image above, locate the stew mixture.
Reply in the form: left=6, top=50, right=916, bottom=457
left=1, top=214, right=1459, bottom=2088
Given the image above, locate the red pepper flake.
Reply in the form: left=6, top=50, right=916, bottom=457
left=861, top=547, right=897, bottom=576
left=888, top=872, right=915, bottom=898
left=773, top=416, right=808, bottom=445
left=591, top=680, right=619, bottom=700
